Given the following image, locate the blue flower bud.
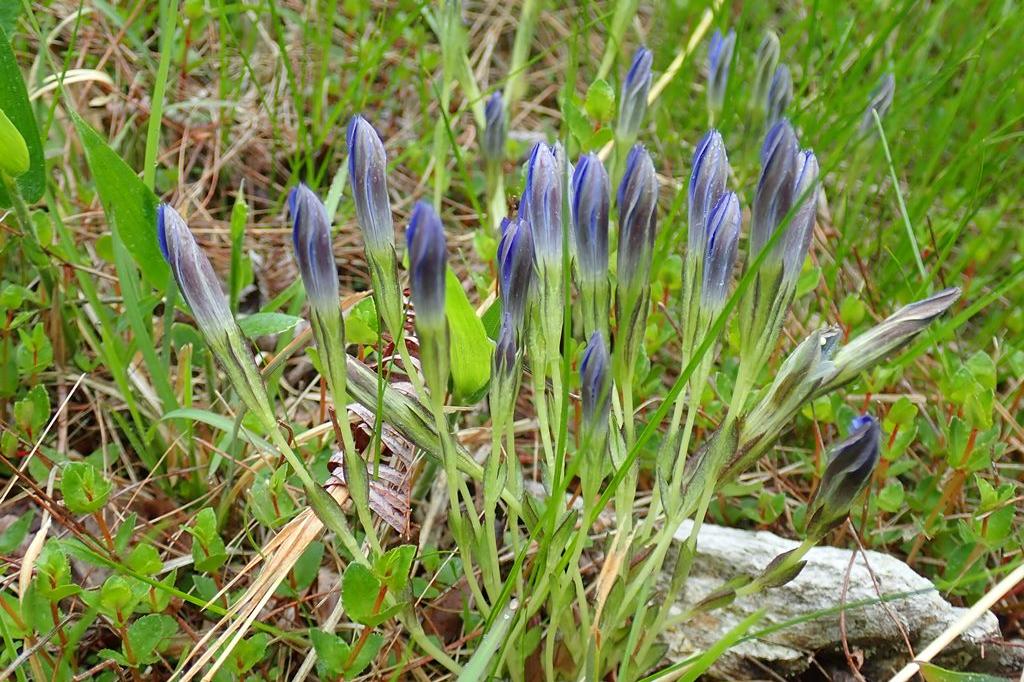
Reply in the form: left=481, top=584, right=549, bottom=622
left=497, top=216, right=535, bottom=335
left=571, top=153, right=610, bottom=282
left=688, top=130, right=730, bottom=259
left=158, top=204, right=273, bottom=421
left=707, top=29, right=736, bottom=115
left=751, top=120, right=818, bottom=284
left=700, top=191, right=741, bottom=309
left=158, top=204, right=233, bottom=335
left=483, top=90, right=507, bottom=163
left=617, top=46, right=653, bottom=140
left=806, top=415, right=881, bottom=537
left=522, top=142, right=562, bottom=265
left=580, top=331, right=611, bottom=436
left=616, top=144, right=659, bottom=296
left=347, top=114, right=393, bottom=254
left=859, top=73, right=895, bottom=136
left=752, top=31, right=781, bottom=112
left=406, top=201, right=448, bottom=331
left=766, top=64, right=792, bottom=126
left=288, top=184, right=338, bottom=313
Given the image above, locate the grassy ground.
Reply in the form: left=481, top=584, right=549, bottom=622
left=1, top=0, right=1022, bottom=680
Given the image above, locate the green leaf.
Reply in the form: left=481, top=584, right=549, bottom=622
left=0, top=26, right=44, bottom=205
left=126, top=613, right=178, bottom=665
left=0, top=3, right=21, bottom=35
left=374, top=544, right=416, bottom=593
left=229, top=633, right=269, bottom=676
left=69, top=109, right=168, bottom=288
left=188, top=507, right=227, bottom=573
left=94, top=575, right=140, bottom=626
left=311, top=629, right=351, bottom=678
left=228, top=187, right=249, bottom=312
left=127, top=544, right=163, bottom=576
left=60, top=461, right=113, bottom=514
left=0, top=510, right=32, bottom=552
left=238, top=312, right=304, bottom=339
left=342, top=562, right=382, bottom=625
left=444, top=268, right=491, bottom=403
left=345, top=632, right=383, bottom=677
left=919, top=663, right=1007, bottom=682
left=585, top=78, right=615, bottom=123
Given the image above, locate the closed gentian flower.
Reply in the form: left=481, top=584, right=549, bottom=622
left=158, top=204, right=273, bottom=421
left=289, top=184, right=338, bottom=313
left=347, top=114, right=404, bottom=338
left=483, top=90, right=506, bottom=164
left=289, top=184, right=352, bottom=407
left=616, top=144, right=659, bottom=298
left=572, top=153, right=611, bottom=338
left=493, top=319, right=518, bottom=379
left=820, top=287, right=960, bottom=393
left=522, top=142, right=562, bottom=266
left=859, top=73, right=895, bottom=136
left=752, top=31, right=781, bottom=113
left=779, top=150, right=819, bottom=284
left=580, top=331, right=611, bottom=439
left=707, top=29, right=736, bottom=117
left=806, top=415, right=881, bottom=538
left=766, top=64, right=792, bottom=126
left=406, top=201, right=448, bottom=331
left=617, top=46, right=653, bottom=141
left=406, top=201, right=450, bottom=400
left=497, top=216, right=535, bottom=336
left=700, top=192, right=741, bottom=309
left=688, top=130, right=730, bottom=259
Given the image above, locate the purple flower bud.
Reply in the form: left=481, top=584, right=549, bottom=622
left=406, top=201, right=447, bottom=330
left=766, top=64, right=792, bottom=126
left=288, top=184, right=338, bottom=313
left=493, top=318, right=518, bottom=379
left=859, top=73, right=895, bottom=135
left=580, top=331, right=611, bottom=434
left=616, top=145, right=659, bottom=295
left=701, top=191, right=741, bottom=308
left=497, top=216, right=535, bottom=334
left=752, top=31, right=781, bottom=111
left=347, top=115, right=393, bottom=254
left=483, top=90, right=506, bottom=163
left=707, top=29, right=736, bottom=114
left=751, top=120, right=818, bottom=283
left=571, top=153, right=610, bottom=282
left=158, top=204, right=232, bottom=334
left=618, top=46, right=653, bottom=140
left=688, top=130, right=730, bottom=258
left=522, top=142, right=562, bottom=265
left=806, top=415, right=881, bottom=537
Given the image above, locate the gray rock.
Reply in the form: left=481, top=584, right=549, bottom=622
left=662, top=521, right=1023, bottom=679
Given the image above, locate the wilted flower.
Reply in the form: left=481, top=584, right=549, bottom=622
left=289, top=184, right=338, bottom=313
left=700, top=192, right=741, bottom=309
left=522, top=142, right=562, bottom=265
left=805, top=415, right=881, bottom=537
left=616, top=144, right=659, bottom=298
left=766, top=64, right=792, bottom=126
left=820, top=287, right=960, bottom=393
left=157, top=204, right=273, bottom=421
left=483, top=90, right=506, bottom=164
left=617, top=46, right=653, bottom=141
left=406, top=201, right=450, bottom=401
left=347, top=114, right=404, bottom=338
left=580, top=331, right=611, bottom=439
left=752, top=31, right=781, bottom=112
left=497, top=216, right=535, bottom=336
left=707, top=29, right=736, bottom=116
left=859, top=73, right=895, bottom=136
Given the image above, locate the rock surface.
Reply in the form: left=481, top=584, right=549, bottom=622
left=662, top=521, right=1023, bottom=679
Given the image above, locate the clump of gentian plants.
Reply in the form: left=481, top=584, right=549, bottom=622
left=157, top=33, right=959, bottom=681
